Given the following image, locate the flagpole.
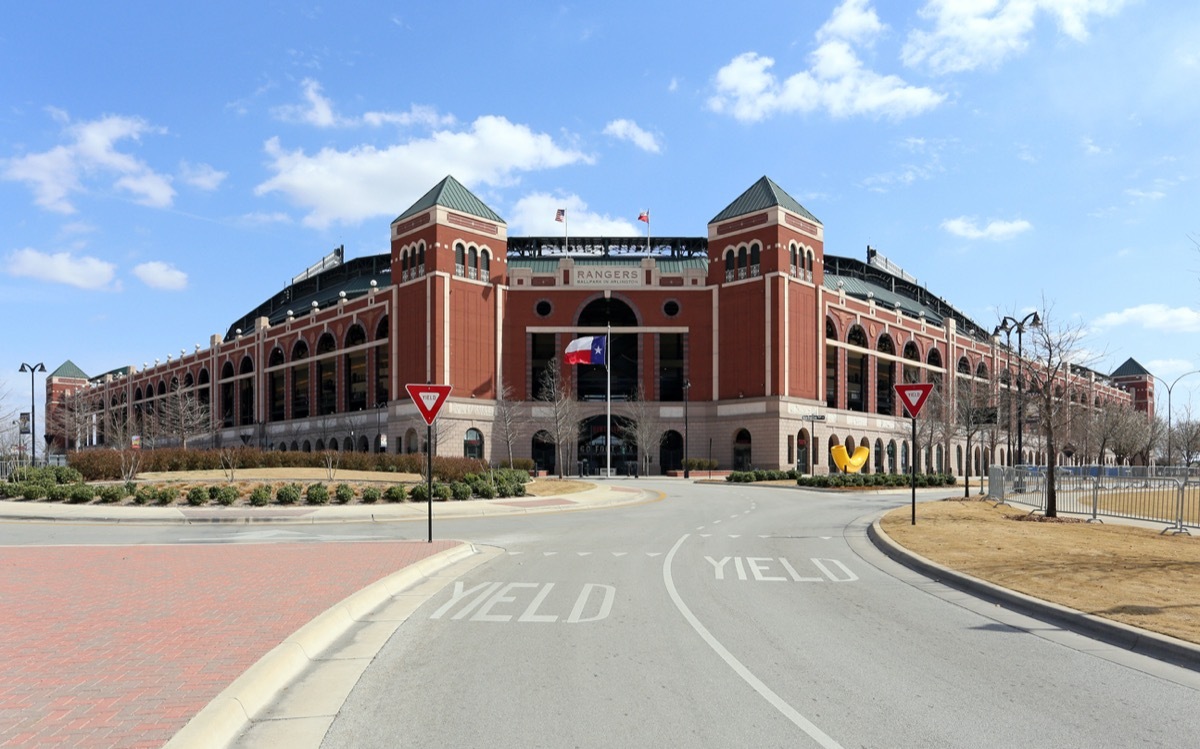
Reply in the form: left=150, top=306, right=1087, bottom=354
left=564, top=212, right=569, bottom=253
left=646, top=212, right=650, bottom=253
left=606, top=323, right=612, bottom=478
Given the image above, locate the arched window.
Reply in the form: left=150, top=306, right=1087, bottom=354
left=218, top=361, right=236, bottom=427
left=268, top=348, right=285, bottom=422
left=375, top=315, right=390, bottom=405
left=480, top=250, right=491, bottom=281
left=455, top=242, right=465, bottom=276
left=737, top=247, right=748, bottom=279
left=846, top=326, right=869, bottom=412
left=344, top=325, right=368, bottom=412
left=903, top=341, right=921, bottom=384
left=464, top=428, right=484, bottom=460
left=238, top=356, right=254, bottom=426
left=317, top=333, right=337, bottom=416
left=749, top=242, right=760, bottom=276
left=876, top=334, right=895, bottom=415
left=825, top=317, right=839, bottom=409
left=724, top=250, right=735, bottom=281
left=927, top=348, right=944, bottom=391
left=291, top=340, right=310, bottom=419
left=417, top=242, right=425, bottom=271
left=468, top=247, right=478, bottom=279
left=957, top=356, right=971, bottom=375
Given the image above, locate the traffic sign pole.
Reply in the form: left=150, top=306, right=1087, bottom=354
left=405, top=384, right=452, bottom=543
left=894, top=383, right=935, bottom=525
left=911, top=415, right=917, bottom=525
left=426, top=423, right=433, bottom=543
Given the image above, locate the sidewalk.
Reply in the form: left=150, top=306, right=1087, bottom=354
left=0, top=483, right=656, bottom=749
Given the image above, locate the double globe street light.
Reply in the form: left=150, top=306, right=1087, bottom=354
left=993, top=312, right=1040, bottom=468
left=18, top=362, right=46, bottom=466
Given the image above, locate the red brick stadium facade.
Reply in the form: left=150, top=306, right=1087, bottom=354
left=47, top=176, right=1149, bottom=476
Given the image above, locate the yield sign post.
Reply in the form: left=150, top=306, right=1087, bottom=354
left=895, top=383, right=934, bottom=419
left=894, top=382, right=935, bottom=525
left=406, top=383, right=452, bottom=542
left=406, top=383, right=452, bottom=426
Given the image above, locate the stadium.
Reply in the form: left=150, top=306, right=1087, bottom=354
left=45, top=175, right=1151, bottom=477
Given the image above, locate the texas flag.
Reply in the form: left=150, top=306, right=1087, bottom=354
left=638, top=210, right=649, bottom=223
left=564, top=335, right=607, bottom=365
left=555, top=208, right=565, bottom=222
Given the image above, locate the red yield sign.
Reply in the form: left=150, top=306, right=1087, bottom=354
left=405, top=383, right=452, bottom=426
left=894, top=383, right=934, bottom=419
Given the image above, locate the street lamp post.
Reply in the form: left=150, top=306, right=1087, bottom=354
left=682, top=379, right=691, bottom=478
left=992, top=327, right=1014, bottom=465
left=994, top=312, right=1040, bottom=467
left=18, top=362, right=46, bottom=466
left=1152, top=370, right=1200, bottom=468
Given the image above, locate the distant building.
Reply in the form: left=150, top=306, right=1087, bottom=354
left=48, top=176, right=1148, bottom=475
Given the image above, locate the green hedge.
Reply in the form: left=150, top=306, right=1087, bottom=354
left=796, top=472, right=957, bottom=488
left=66, top=447, right=489, bottom=482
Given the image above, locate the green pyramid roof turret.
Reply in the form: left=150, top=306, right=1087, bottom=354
left=392, top=175, right=505, bottom=225
left=709, top=176, right=821, bottom=225
left=49, top=360, right=89, bottom=379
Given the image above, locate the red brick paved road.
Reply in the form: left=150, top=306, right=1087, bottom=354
left=0, top=540, right=456, bottom=748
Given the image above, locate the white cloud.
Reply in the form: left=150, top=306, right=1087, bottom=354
left=603, top=119, right=661, bottom=153
left=509, top=192, right=640, bottom=236
left=1081, top=136, right=1108, bottom=155
left=256, top=115, right=593, bottom=228
left=902, top=0, right=1128, bottom=75
left=1125, top=188, right=1165, bottom=202
left=1, top=113, right=174, bottom=213
left=180, top=161, right=227, bottom=191
left=132, top=261, right=188, bottom=290
left=274, top=79, right=345, bottom=127
left=817, top=0, right=886, bottom=44
left=6, top=248, right=117, bottom=289
left=941, top=216, right=1032, bottom=240
left=239, top=211, right=294, bottom=226
left=708, top=1, right=944, bottom=122
left=1093, top=304, right=1200, bottom=333
left=274, top=78, right=454, bottom=130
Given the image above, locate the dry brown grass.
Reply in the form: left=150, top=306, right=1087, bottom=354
left=881, top=499, right=1200, bottom=644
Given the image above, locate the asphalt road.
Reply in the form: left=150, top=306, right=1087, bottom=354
left=312, top=480, right=1200, bottom=749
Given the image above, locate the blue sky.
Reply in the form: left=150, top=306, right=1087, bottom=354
left=3, top=0, right=1200, bottom=432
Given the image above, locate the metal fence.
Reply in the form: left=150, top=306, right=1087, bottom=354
left=988, top=465, right=1200, bottom=533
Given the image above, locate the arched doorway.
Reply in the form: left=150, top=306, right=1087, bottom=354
left=660, top=430, right=682, bottom=473
left=796, top=429, right=811, bottom=473
left=532, top=430, right=556, bottom=474
left=733, top=429, right=752, bottom=471
left=578, top=414, right=635, bottom=475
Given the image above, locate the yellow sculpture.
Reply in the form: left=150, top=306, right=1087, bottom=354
left=831, top=444, right=870, bottom=473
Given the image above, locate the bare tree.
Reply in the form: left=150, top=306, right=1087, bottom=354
left=954, top=374, right=992, bottom=496
left=492, top=380, right=520, bottom=467
left=1172, top=405, right=1200, bottom=467
left=158, top=380, right=212, bottom=449
left=103, top=405, right=143, bottom=481
left=1024, top=303, right=1096, bottom=517
left=620, top=385, right=666, bottom=476
left=538, top=357, right=583, bottom=478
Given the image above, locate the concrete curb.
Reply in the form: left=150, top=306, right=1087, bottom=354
left=867, top=519, right=1200, bottom=672
left=163, top=542, right=478, bottom=749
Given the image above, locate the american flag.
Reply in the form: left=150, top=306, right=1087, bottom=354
left=638, top=210, right=649, bottom=223
left=555, top=208, right=565, bottom=222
